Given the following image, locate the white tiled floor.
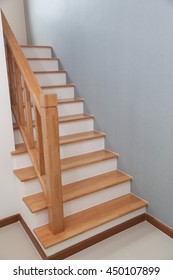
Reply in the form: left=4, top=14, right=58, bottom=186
left=0, top=221, right=173, bottom=260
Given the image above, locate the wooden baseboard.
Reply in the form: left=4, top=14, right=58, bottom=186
left=145, top=213, right=173, bottom=239
left=0, top=214, right=20, bottom=228
left=19, top=214, right=47, bottom=260
left=1, top=212, right=172, bottom=260
left=48, top=214, right=146, bottom=260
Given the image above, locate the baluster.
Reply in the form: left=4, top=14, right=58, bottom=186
left=6, top=45, right=17, bottom=108
left=35, top=105, right=45, bottom=175
left=14, top=62, right=25, bottom=126
left=23, top=82, right=35, bottom=149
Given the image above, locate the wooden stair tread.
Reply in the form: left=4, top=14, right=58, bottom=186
left=61, top=149, right=119, bottom=171
left=13, top=166, right=37, bottom=182
left=60, top=130, right=105, bottom=145
left=13, top=150, right=118, bottom=181
left=34, top=70, right=66, bottom=74
left=11, top=143, right=27, bottom=155
left=34, top=194, right=148, bottom=248
left=13, top=113, right=91, bottom=131
left=59, top=114, right=94, bottom=123
left=11, top=131, right=104, bottom=155
left=21, top=45, right=52, bottom=49
left=23, top=170, right=132, bottom=213
left=23, top=192, right=47, bottom=213
left=42, top=84, right=75, bottom=89
left=58, top=98, right=84, bottom=104
left=27, top=58, right=59, bottom=61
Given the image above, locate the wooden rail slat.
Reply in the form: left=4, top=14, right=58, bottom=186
left=35, top=105, right=45, bottom=175
left=14, top=62, right=25, bottom=126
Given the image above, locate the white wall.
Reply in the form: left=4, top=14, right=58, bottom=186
left=25, top=0, right=173, bottom=228
left=0, top=12, right=18, bottom=219
left=0, top=0, right=27, bottom=44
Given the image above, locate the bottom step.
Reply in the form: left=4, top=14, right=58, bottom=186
left=34, top=194, right=148, bottom=249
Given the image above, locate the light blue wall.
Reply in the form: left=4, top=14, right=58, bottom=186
left=24, top=0, right=173, bottom=228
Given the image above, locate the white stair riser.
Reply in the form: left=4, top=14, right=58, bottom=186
left=12, top=137, right=104, bottom=163
left=17, top=178, right=42, bottom=196
left=58, top=102, right=84, bottom=117
left=64, top=181, right=131, bottom=216
left=42, top=207, right=147, bottom=256
left=22, top=101, right=84, bottom=120
left=14, top=129, right=23, bottom=144
left=62, top=158, right=117, bottom=185
left=12, top=153, right=32, bottom=169
left=22, top=47, right=52, bottom=58
left=61, top=137, right=105, bottom=159
left=28, top=60, right=59, bottom=72
left=13, top=155, right=117, bottom=186
left=35, top=73, right=66, bottom=86
left=14, top=118, right=94, bottom=144
left=43, top=87, right=75, bottom=99
left=24, top=181, right=131, bottom=229
left=59, top=119, right=94, bottom=136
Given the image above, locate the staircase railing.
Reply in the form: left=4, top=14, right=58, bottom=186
left=1, top=10, right=64, bottom=234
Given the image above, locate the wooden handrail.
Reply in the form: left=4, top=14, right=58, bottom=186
left=1, top=10, right=64, bottom=234
left=1, top=10, right=42, bottom=113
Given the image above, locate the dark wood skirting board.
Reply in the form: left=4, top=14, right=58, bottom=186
left=48, top=213, right=146, bottom=260
left=0, top=214, right=20, bottom=228
left=19, top=214, right=47, bottom=260
left=145, top=213, right=173, bottom=239
left=1, top=212, right=172, bottom=260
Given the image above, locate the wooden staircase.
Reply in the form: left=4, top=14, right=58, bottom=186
left=11, top=45, right=148, bottom=254
left=1, top=12, right=148, bottom=257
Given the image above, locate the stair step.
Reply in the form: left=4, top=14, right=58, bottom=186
left=23, top=170, right=132, bottom=213
left=13, top=113, right=92, bottom=130
left=34, top=194, right=148, bottom=248
left=59, top=114, right=94, bottom=123
left=28, top=58, right=59, bottom=71
left=21, top=45, right=52, bottom=59
left=12, top=131, right=104, bottom=155
left=58, top=98, right=84, bottom=104
left=60, top=130, right=105, bottom=145
left=42, top=84, right=75, bottom=99
left=11, top=143, right=27, bottom=155
left=42, top=84, right=75, bottom=89
left=61, top=149, right=118, bottom=171
left=13, top=166, right=37, bottom=182
left=13, top=150, right=118, bottom=181
left=34, top=71, right=66, bottom=86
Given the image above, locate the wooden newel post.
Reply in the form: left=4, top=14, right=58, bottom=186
left=40, top=93, right=64, bottom=234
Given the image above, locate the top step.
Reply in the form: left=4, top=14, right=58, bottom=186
left=21, top=45, right=52, bottom=59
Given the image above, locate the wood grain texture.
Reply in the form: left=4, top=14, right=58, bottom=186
left=60, top=130, right=105, bottom=145
left=61, top=149, right=119, bottom=171
left=42, top=84, right=75, bottom=89
left=23, top=170, right=132, bottom=213
left=59, top=114, right=94, bottom=123
left=11, top=143, right=27, bottom=155
left=34, top=194, right=148, bottom=248
left=13, top=166, right=37, bottom=182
